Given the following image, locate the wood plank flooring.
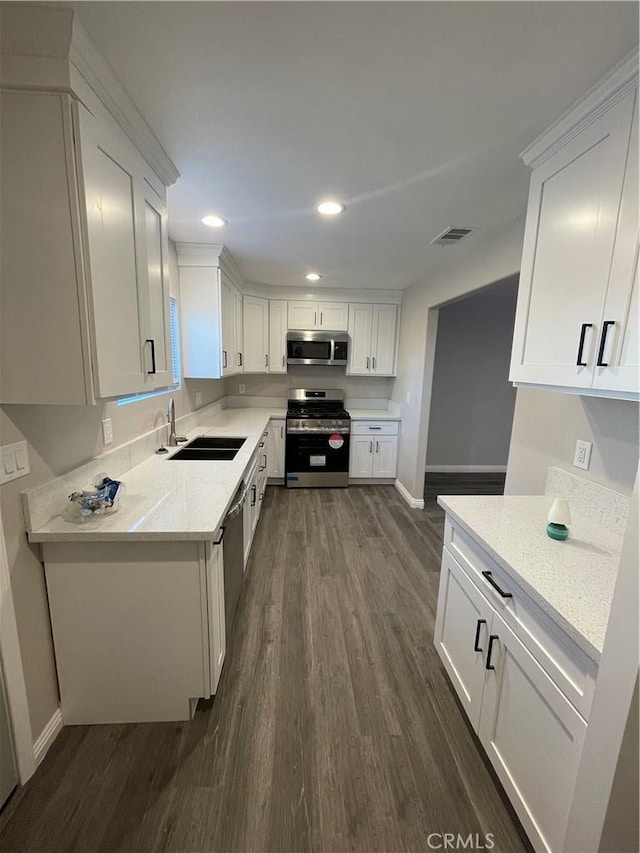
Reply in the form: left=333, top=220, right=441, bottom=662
left=0, top=480, right=530, bottom=853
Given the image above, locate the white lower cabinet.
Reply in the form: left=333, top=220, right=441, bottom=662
left=42, top=537, right=225, bottom=724
left=267, top=419, right=285, bottom=480
left=205, top=539, right=226, bottom=694
left=435, top=535, right=592, bottom=853
left=243, top=436, right=268, bottom=565
left=349, top=421, right=399, bottom=478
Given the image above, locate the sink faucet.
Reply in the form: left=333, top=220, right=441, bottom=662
left=167, top=397, right=187, bottom=446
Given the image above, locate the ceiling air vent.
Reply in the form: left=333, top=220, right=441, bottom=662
left=430, top=226, right=474, bottom=246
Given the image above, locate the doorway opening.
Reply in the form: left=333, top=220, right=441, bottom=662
left=424, top=275, right=519, bottom=506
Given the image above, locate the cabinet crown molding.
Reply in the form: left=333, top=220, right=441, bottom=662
left=0, top=3, right=179, bottom=187
left=521, top=48, right=639, bottom=170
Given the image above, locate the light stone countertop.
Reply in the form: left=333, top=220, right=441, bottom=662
left=347, top=409, right=401, bottom=421
left=27, top=408, right=286, bottom=543
left=438, top=495, right=625, bottom=662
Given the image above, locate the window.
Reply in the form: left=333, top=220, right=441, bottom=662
left=117, top=297, right=181, bottom=406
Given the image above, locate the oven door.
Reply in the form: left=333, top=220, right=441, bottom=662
left=286, top=432, right=350, bottom=487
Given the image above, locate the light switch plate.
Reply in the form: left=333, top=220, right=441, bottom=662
left=102, top=418, right=113, bottom=446
left=1, top=441, right=30, bottom=485
left=573, top=439, right=592, bottom=470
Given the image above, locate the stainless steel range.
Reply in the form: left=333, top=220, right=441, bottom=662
left=285, top=389, right=350, bottom=488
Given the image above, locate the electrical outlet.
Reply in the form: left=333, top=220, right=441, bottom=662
left=102, top=418, right=113, bottom=446
left=573, top=439, right=592, bottom=470
left=239, top=384, right=246, bottom=395
left=195, top=391, right=202, bottom=407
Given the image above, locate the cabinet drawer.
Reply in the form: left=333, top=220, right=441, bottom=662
left=444, top=520, right=597, bottom=720
left=352, top=420, right=399, bottom=436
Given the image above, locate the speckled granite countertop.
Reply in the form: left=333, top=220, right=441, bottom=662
left=438, top=495, right=626, bottom=663
left=347, top=409, right=401, bottom=420
left=27, top=408, right=285, bottom=543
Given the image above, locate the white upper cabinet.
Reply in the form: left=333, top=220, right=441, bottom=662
left=0, top=8, right=179, bottom=405
left=347, top=303, right=398, bottom=376
left=268, top=300, right=288, bottom=374
left=287, top=301, right=348, bottom=330
left=178, top=247, right=244, bottom=380
left=243, top=296, right=270, bottom=373
left=510, top=53, right=639, bottom=401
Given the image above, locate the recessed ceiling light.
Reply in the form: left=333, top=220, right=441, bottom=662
left=202, top=215, right=227, bottom=228
left=316, top=200, right=345, bottom=216
left=306, top=272, right=322, bottom=281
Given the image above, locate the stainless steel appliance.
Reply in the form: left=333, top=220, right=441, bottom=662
left=286, top=389, right=350, bottom=488
left=220, top=482, right=245, bottom=639
left=286, top=331, right=348, bottom=366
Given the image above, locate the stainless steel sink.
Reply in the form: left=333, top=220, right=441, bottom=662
left=169, top=436, right=246, bottom=461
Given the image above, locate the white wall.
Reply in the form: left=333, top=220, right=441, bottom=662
left=426, top=278, right=518, bottom=469
left=392, top=215, right=526, bottom=500
left=505, top=391, right=639, bottom=495
left=0, top=241, right=225, bottom=742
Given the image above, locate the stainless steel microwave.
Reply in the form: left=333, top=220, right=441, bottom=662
left=286, top=331, right=349, bottom=366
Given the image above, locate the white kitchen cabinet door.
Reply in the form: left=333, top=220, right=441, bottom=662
left=593, top=95, right=639, bottom=395
left=349, top=436, right=374, bottom=477
left=0, top=91, right=93, bottom=404
left=372, top=435, right=398, bottom=477
left=347, top=304, right=373, bottom=375
left=206, top=540, right=226, bottom=694
left=319, top=302, right=348, bottom=330
left=267, top=419, right=285, bottom=479
left=510, top=90, right=636, bottom=390
left=288, top=301, right=319, bottom=330
left=243, top=296, right=269, bottom=373
left=269, top=300, right=288, bottom=373
left=220, top=273, right=237, bottom=377
left=234, top=289, right=244, bottom=371
left=371, top=304, right=397, bottom=375
left=434, top=551, right=492, bottom=731
left=80, top=108, right=148, bottom=398
left=140, top=183, right=173, bottom=389
left=478, top=611, right=588, bottom=853
left=180, top=266, right=222, bottom=379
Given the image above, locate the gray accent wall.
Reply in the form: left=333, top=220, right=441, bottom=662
left=426, top=279, right=517, bottom=469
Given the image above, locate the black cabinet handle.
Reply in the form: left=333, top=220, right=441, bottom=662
left=474, top=618, right=486, bottom=652
left=213, top=525, right=226, bottom=545
left=251, top=485, right=256, bottom=506
left=597, top=321, right=615, bottom=367
left=146, top=339, right=156, bottom=374
left=576, top=323, right=592, bottom=366
left=481, top=571, right=512, bottom=598
left=222, top=350, right=227, bottom=369
left=368, top=426, right=382, bottom=430
left=238, top=352, right=243, bottom=367
left=486, top=635, right=499, bottom=671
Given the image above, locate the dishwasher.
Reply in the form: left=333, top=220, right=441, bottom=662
left=221, top=482, right=246, bottom=641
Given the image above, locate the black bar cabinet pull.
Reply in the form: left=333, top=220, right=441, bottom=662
left=251, top=485, right=257, bottom=507
left=222, top=350, right=227, bottom=369
left=576, top=323, right=592, bottom=366
left=597, top=321, right=615, bottom=367
left=486, top=635, right=499, bottom=671
left=474, top=618, right=486, bottom=652
left=213, top=525, right=226, bottom=545
left=146, top=339, right=156, bottom=374
left=239, top=352, right=243, bottom=367
left=481, top=570, right=512, bottom=598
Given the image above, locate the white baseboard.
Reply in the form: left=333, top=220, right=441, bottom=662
left=425, top=465, right=507, bottom=473
left=394, top=479, right=425, bottom=509
left=33, top=707, right=63, bottom=768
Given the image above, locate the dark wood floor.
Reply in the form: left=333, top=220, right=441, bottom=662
left=1, top=477, right=530, bottom=853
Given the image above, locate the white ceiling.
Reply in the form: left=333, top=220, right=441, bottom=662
left=67, top=1, right=638, bottom=290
